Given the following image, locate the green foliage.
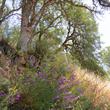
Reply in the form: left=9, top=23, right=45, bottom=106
left=61, top=4, right=104, bottom=74
left=0, top=69, right=56, bottom=110
left=34, top=39, right=49, bottom=63
left=101, top=46, right=110, bottom=68
left=74, top=96, right=101, bottom=110
left=41, top=52, right=69, bottom=78
left=9, top=78, right=56, bottom=110
left=79, top=58, right=106, bottom=75
left=0, top=76, right=10, bottom=110
left=8, top=27, right=20, bottom=48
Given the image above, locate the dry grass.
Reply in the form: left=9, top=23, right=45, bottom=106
left=70, top=66, right=110, bottom=110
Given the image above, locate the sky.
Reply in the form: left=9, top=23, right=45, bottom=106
left=96, top=12, right=110, bottom=48
left=83, top=0, right=110, bottom=49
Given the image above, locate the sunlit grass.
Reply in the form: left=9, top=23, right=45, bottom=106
left=71, top=66, right=110, bottom=109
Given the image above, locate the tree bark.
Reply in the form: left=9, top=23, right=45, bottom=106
left=18, top=0, right=35, bottom=52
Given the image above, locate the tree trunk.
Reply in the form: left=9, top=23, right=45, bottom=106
left=18, top=0, right=34, bottom=52
left=19, top=25, right=32, bottom=52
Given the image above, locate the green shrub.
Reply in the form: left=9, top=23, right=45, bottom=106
left=8, top=73, right=56, bottom=110
left=74, top=96, right=101, bottom=110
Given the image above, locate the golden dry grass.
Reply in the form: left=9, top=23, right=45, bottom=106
left=71, top=66, right=110, bottom=110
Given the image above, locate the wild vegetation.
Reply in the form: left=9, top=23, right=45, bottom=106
left=1, top=0, right=110, bottom=110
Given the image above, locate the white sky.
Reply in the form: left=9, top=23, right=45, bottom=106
left=96, top=12, right=110, bottom=48
left=83, top=0, right=110, bottom=49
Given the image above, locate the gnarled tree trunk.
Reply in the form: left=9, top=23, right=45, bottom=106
left=18, top=0, right=36, bottom=52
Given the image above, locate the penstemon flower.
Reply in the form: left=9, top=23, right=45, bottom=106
left=54, top=73, right=83, bottom=109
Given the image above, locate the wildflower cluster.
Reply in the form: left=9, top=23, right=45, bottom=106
left=55, top=74, right=83, bottom=109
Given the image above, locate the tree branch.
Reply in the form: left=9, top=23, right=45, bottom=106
left=33, top=15, right=61, bottom=37
left=66, top=0, right=101, bottom=14
left=0, top=6, right=21, bottom=25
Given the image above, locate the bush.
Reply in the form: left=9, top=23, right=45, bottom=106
left=7, top=72, right=56, bottom=110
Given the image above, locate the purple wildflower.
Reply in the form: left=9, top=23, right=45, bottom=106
left=64, top=92, right=81, bottom=103
left=58, top=76, right=67, bottom=85
left=0, top=91, right=6, bottom=97
left=64, top=94, right=76, bottom=101
left=77, top=88, right=83, bottom=94
left=9, top=93, right=22, bottom=104
left=37, top=71, right=47, bottom=79
left=69, top=74, right=76, bottom=81
left=15, top=94, right=21, bottom=101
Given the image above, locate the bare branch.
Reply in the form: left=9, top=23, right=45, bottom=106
left=62, top=21, right=76, bottom=48
left=32, top=0, right=57, bottom=29
left=66, top=0, right=101, bottom=14
left=33, top=15, right=61, bottom=37
left=96, top=0, right=110, bottom=7
left=0, top=6, right=21, bottom=25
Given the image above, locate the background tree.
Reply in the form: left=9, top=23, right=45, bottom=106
left=101, top=47, right=110, bottom=71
